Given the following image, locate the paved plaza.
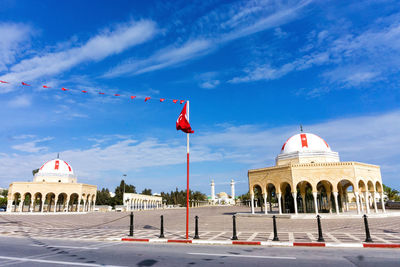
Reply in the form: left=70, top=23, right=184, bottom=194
left=1, top=206, right=400, bottom=244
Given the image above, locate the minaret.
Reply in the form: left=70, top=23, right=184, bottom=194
left=230, top=179, right=235, bottom=202
left=211, top=179, right=215, bottom=203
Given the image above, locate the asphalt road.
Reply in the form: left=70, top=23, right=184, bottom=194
left=0, top=236, right=399, bottom=267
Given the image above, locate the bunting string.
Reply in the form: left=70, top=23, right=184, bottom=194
left=0, top=80, right=186, bottom=104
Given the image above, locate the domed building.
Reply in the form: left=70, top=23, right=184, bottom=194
left=7, top=158, right=97, bottom=213
left=248, top=132, right=385, bottom=216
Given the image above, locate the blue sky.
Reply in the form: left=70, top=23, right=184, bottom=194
left=0, top=0, right=399, bottom=195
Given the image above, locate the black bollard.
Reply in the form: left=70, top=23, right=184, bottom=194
left=194, top=216, right=200, bottom=239
left=363, top=214, right=373, bottom=242
left=231, top=215, right=238, bottom=240
left=272, top=215, right=279, bottom=241
left=129, top=212, right=134, bottom=237
left=317, top=215, right=325, bottom=242
left=159, top=215, right=165, bottom=238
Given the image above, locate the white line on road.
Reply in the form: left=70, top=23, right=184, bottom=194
left=0, top=256, right=126, bottom=267
left=247, top=232, right=258, bottom=241
left=188, top=252, right=296, bottom=260
left=29, top=244, right=99, bottom=250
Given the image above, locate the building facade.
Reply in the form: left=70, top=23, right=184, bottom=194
left=209, top=179, right=236, bottom=205
left=7, top=158, right=97, bottom=213
left=123, top=193, right=163, bottom=211
left=248, top=133, right=385, bottom=215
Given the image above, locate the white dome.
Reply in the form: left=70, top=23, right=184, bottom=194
left=280, top=133, right=331, bottom=154
left=37, top=159, right=74, bottom=177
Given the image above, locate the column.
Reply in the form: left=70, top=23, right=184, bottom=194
left=65, top=196, right=70, bottom=212
left=327, top=192, right=332, bottom=214
left=381, top=192, right=386, bottom=213
left=359, top=193, right=364, bottom=213
left=301, top=194, right=306, bottom=213
left=77, top=197, right=81, bottom=212
left=18, top=199, right=23, bottom=212
left=333, top=192, right=339, bottom=215
left=41, top=198, right=45, bottom=213
left=312, top=192, right=318, bottom=215
left=277, top=193, right=282, bottom=215
left=292, top=192, right=298, bottom=215
left=54, top=196, right=58, bottom=213
left=373, top=192, right=378, bottom=213
left=364, top=192, right=370, bottom=214
left=355, top=192, right=361, bottom=214
left=7, top=200, right=12, bottom=213
left=29, top=199, right=33, bottom=213
left=263, top=193, right=268, bottom=215
left=83, top=200, right=86, bottom=212
left=250, top=194, right=255, bottom=214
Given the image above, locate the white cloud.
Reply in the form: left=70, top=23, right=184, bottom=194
left=200, top=80, right=220, bottom=89
left=1, top=110, right=399, bottom=189
left=0, top=23, right=33, bottom=72
left=103, top=1, right=311, bottom=78
left=11, top=137, right=54, bottom=153
left=0, top=20, right=157, bottom=92
left=7, top=95, right=32, bottom=108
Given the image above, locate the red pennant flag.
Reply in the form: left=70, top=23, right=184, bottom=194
left=21, top=82, right=31, bottom=86
left=173, top=99, right=178, bottom=103
left=99, top=92, right=105, bottom=95
left=131, top=96, right=136, bottom=99
left=61, top=87, right=69, bottom=91
left=43, top=85, right=51, bottom=88
left=114, top=94, right=120, bottom=96
left=0, top=80, right=9, bottom=83
left=180, top=100, right=185, bottom=104
left=160, top=98, right=165, bottom=102
left=145, top=97, right=151, bottom=102
left=176, top=102, right=194, bottom=133
left=82, top=90, right=88, bottom=93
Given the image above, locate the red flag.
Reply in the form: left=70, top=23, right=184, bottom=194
left=131, top=96, right=136, bottom=99
left=145, top=97, right=151, bottom=102
left=21, top=82, right=31, bottom=86
left=176, top=102, right=194, bottom=133
left=114, top=94, right=120, bottom=96
left=160, top=98, right=165, bottom=102
left=61, top=87, right=69, bottom=91
left=0, top=80, right=9, bottom=83
left=82, top=90, right=88, bottom=93
left=43, top=85, right=51, bottom=88
left=180, top=100, right=185, bottom=104
left=173, top=99, right=178, bottom=103
left=99, top=92, right=105, bottom=95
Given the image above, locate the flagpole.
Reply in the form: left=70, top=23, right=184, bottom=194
left=186, top=100, right=190, bottom=240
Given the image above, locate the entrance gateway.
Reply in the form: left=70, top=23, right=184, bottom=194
left=248, top=133, right=385, bottom=215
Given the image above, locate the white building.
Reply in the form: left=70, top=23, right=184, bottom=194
left=209, top=179, right=236, bottom=205
left=123, top=193, right=163, bottom=211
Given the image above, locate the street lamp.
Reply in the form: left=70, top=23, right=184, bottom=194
left=123, top=174, right=127, bottom=210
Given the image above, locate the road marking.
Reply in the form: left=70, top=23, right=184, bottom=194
left=209, top=231, right=226, bottom=240
left=0, top=256, right=126, bottom=267
left=306, top=232, right=315, bottom=241
left=288, top=232, right=294, bottom=242
left=267, top=232, right=274, bottom=241
left=29, top=244, right=98, bottom=250
left=326, top=233, right=339, bottom=243
left=188, top=252, right=296, bottom=260
left=247, top=232, right=258, bottom=241
left=345, top=233, right=360, bottom=241
left=371, top=235, right=391, bottom=244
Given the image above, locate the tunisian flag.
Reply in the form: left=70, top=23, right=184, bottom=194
left=176, top=102, right=194, bottom=133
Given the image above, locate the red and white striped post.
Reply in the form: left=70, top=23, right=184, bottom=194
left=186, top=100, right=190, bottom=240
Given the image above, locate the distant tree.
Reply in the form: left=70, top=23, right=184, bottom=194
left=1, top=190, right=8, bottom=197
left=160, top=188, right=207, bottom=206
left=114, top=180, right=136, bottom=205
left=0, top=197, right=7, bottom=207
left=96, top=188, right=112, bottom=205
left=141, top=188, right=152, bottom=195
left=238, top=191, right=250, bottom=202
left=383, top=184, right=399, bottom=201
left=32, top=168, right=39, bottom=176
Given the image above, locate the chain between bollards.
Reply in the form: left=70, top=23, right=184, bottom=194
left=363, top=214, right=373, bottom=242
left=129, top=212, right=134, bottom=237
left=194, top=215, right=200, bottom=239
left=317, top=215, right=325, bottom=242
left=272, top=215, right=279, bottom=241
left=231, top=214, right=238, bottom=240
left=159, top=215, right=165, bottom=238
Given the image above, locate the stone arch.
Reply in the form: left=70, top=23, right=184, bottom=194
left=253, top=184, right=263, bottom=212
left=367, top=181, right=375, bottom=192
left=33, top=192, right=43, bottom=212
left=69, top=193, right=79, bottom=212
left=296, top=181, right=314, bottom=213
left=57, top=193, right=68, bottom=212
left=337, top=179, right=354, bottom=213
left=12, top=192, right=21, bottom=212
left=45, top=192, right=56, bottom=212
left=22, top=192, right=32, bottom=212
left=358, top=179, right=367, bottom=192
left=317, top=180, right=334, bottom=213
left=280, top=182, right=294, bottom=213
left=375, top=181, right=383, bottom=193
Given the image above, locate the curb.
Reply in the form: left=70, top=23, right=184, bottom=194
left=121, top=238, right=400, bottom=248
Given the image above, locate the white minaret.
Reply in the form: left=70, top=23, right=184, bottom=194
left=211, top=179, right=215, bottom=203
left=230, top=179, right=235, bottom=202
